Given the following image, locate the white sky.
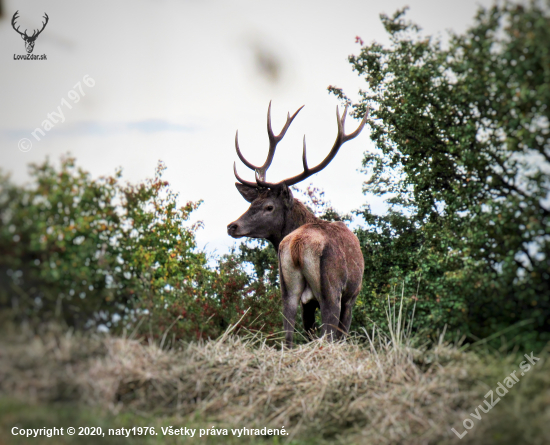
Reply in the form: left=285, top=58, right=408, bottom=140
left=0, top=0, right=495, bottom=255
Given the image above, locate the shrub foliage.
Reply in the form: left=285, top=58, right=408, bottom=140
left=0, top=158, right=280, bottom=340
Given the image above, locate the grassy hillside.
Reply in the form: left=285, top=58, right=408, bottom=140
left=1, top=321, right=548, bottom=445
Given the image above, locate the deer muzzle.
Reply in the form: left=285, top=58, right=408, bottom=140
left=227, top=221, right=243, bottom=238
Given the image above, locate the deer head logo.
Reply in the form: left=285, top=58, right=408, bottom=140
left=12, top=10, right=49, bottom=54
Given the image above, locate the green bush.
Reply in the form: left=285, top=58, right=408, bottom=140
left=0, top=158, right=281, bottom=341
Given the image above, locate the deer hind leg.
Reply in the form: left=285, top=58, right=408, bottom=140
left=318, top=298, right=342, bottom=342
left=279, top=248, right=306, bottom=348
left=337, top=290, right=360, bottom=340
left=301, top=299, right=319, bottom=341
left=316, top=248, right=346, bottom=342
left=298, top=240, right=348, bottom=343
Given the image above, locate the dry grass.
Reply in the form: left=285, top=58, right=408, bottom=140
left=0, top=320, right=548, bottom=445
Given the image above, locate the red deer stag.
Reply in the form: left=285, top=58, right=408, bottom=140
left=227, top=102, right=369, bottom=347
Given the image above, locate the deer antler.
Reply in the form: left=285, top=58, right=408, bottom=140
left=234, top=101, right=304, bottom=185
left=30, top=13, right=49, bottom=39
left=11, top=11, right=26, bottom=37
left=252, top=104, right=370, bottom=188
left=11, top=11, right=49, bottom=40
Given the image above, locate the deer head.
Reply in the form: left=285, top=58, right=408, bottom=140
left=227, top=102, right=369, bottom=248
left=12, top=11, right=49, bottom=54
left=228, top=182, right=295, bottom=242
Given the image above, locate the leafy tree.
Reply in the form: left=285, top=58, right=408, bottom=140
left=236, top=240, right=279, bottom=287
left=292, top=184, right=352, bottom=223
left=331, top=1, right=550, bottom=348
left=0, top=157, right=205, bottom=330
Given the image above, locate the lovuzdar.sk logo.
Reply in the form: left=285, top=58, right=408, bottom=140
left=12, top=10, right=49, bottom=60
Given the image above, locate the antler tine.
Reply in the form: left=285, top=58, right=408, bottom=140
left=235, top=130, right=257, bottom=171
left=234, top=101, right=304, bottom=184
left=234, top=162, right=259, bottom=188
left=259, top=101, right=304, bottom=180
left=302, top=136, right=308, bottom=171
left=255, top=105, right=370, bottom=188
left=267, top=101, right=305, bottom=144
left=11, top=10, right=18, bottom=27
left=343, top=105, right=369, bottom=142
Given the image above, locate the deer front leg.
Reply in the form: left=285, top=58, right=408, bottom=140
left=301, top=298, right=319, bottom=341
left=282, top=294, right=299, bottom=348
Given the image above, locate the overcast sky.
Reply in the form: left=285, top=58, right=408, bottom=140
left=0, top=0, right=495, bottom=255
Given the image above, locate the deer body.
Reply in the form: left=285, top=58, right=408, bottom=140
left=279, top=219, right=364, bottom=344
left=228, top=102, right=369, bottom=347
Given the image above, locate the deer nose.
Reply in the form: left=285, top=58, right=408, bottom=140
left=227, top=222, right=239, bottom=236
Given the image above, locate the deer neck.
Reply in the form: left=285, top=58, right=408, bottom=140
left=269, top=199, right=320, bottom=252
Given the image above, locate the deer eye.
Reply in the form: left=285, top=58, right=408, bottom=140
left=265, top=205, right=274, bottom=212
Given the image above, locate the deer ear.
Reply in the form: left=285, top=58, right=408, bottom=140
left=279, top=183, right=294, bottom=209
left=235, top=183, right=259, bottom=203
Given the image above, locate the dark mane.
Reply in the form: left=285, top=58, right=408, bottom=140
left=291, top=198, right=321, bottom=227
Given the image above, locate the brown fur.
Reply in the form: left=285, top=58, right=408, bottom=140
left=283, top=199, right=326, bottom=269
left=228, top=185, right=364, bottom=348
left=277, top=218, right=364, bottom=347
left=289, top=235, right=305, bottom=268
left=288, top=226, right=326, bottom=268
left=288, top=199, right=319, bottom=227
